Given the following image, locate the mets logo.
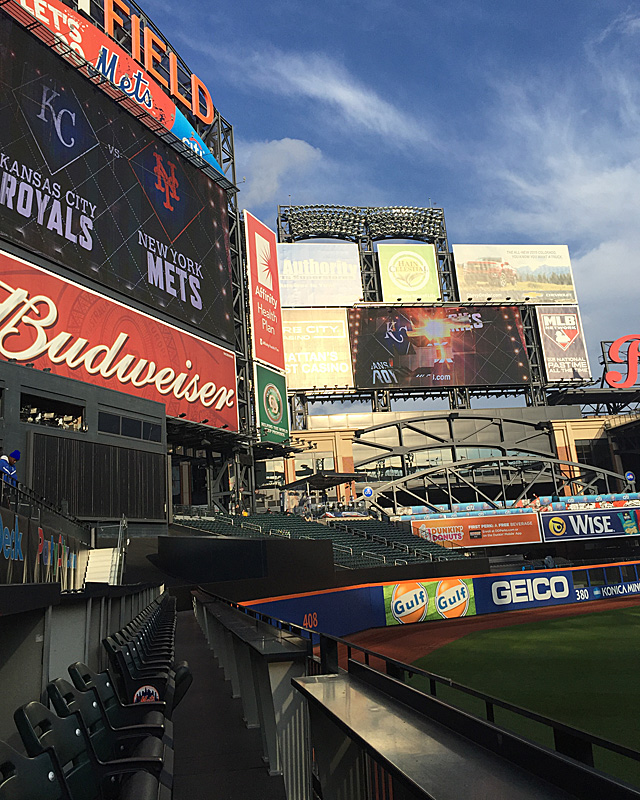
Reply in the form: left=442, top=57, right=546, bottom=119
left=548, top=517, right=567, bottom=537
left=153, top=152, right=180, bottom=211
left=390, top=582, right=428, bottom=624
left=132, top=684, right=161, bottom=703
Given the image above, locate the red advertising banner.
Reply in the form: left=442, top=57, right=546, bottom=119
left=412, top=513, right=541, bottom=549
left=0, top=250, right=238, bottom=429
left=244, top=211, right=285, bottom=371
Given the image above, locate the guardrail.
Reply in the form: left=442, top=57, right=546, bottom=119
left=196, top=588, right=640, bottom=795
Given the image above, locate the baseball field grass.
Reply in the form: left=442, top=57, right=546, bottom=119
left=408, top=605, right=640, bottom=787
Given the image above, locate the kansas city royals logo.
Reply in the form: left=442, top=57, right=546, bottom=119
left=153, top=152, right=180, bottom=211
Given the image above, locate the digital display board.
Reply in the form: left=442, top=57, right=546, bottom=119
left=348, top=306, right=530, bottom=389
left=277, top=242, right=363, bottom=307
left=8, top=0, right=223, bottom=174
left=541, top=508, right=640, bottom=543
left=0, top=13, right=234, bottom=344
left=282, top=309, right=354, bottom=390
left=377, top=243, right=440, bottom=303
left=0, top=250, right=239, bottom=429
left=453, top=245, right=577, bottom=304
left=412, top=514, right=541, bottom=549
left=536, top=305, right=591, bottom=382
left=244, top=212, right=285, bottom=371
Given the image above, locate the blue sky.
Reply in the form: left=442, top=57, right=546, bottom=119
left=145, top=0, right=640, bottom=388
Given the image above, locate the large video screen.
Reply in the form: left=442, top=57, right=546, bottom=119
left=536, top=305, right=591, bottom=382
left=277, top=242, right=363, bottom=307
left=283, top=309, right=354, bottom=390
left=348, top=306, right=530, bottom=389
left=453, top=245, right=577, bottom=304
left=0, top=14, right=234, bottom=344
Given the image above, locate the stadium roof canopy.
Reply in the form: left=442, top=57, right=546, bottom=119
left=281, top=472, right=361, bottom=491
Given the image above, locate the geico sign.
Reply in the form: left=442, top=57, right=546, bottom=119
left=491, top=576, right=570, bottom=605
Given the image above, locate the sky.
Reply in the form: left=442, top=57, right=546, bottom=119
left=143, top=0, right=640, bottom=397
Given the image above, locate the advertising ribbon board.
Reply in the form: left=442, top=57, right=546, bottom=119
left=254, top=363, right=289, bottom=443
left=245, top=212, right=285, bottom=371
left=473, top=569, right=577, bottom=614
left=348, top=306, right=530, bottom=389
left=580, top=580, right=640, bottom=602
left=536, top=305, right=591, bottom=382
left=453, top=245, right=577, bottom=304
left=9, top=0, right=224, bottom=175
left=277, top=242, right=363, bottom=308
left=377, top=243, right=440, bottom=303
left=412, top=513, right=541, bottom=549
left=282, top=308, right=354, bottom=390
left=383, top=578, right=476, bottom=626
left=0, top=251, right=239, bottom=429
left=0, top=13, right=234, bottom=343
left=541, top=508, right=640, bottom=543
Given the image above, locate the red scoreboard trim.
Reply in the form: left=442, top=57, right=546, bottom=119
left=0, top=249, right=238, bottom=429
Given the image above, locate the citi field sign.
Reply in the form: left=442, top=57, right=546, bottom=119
left=10, top=0, right=223, bottom=174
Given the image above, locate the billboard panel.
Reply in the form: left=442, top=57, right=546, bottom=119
left=277, top=242, right=363, bottom=307
left=0, top=251, right=238, bottom=429
left=377, top=243, right=440, bottom=303
left=244, top=212, right=285, bottom=371
left=282, top=309, right=354, bottom=390
left=254, top=364, right=289, bottom=443
left=412, top=514, right=541, bottom=549
left=473, top=570, right=576, bottom=614
left=536, top=305, right=591, bottom=382
left=0, top=14, right=234, bottom=343
left=349, top=306, right=530, bottom=389
left=383, top=578, right=476, bottom=625
left=10, top=0, right=223, bottom=175
left=541, top=508, right=640, bottom=543
left=453, top=245, right=577, bottom=304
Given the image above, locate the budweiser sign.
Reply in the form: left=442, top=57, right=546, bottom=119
left=0, top=250, right=238, bottom=429
left=605, top=335, right=640, bottom=390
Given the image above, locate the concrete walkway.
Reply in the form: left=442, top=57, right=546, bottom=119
left=173, top=610, right=287, bottom=800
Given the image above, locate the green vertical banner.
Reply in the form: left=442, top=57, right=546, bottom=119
left=378, top=244, right=440, bottom=303
left=383, top=578, right=476, bottom=625
left=255, top=363, right=290, bottom=443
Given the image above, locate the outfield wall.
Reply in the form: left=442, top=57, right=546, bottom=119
left=241, top=560, right=640, bottom=638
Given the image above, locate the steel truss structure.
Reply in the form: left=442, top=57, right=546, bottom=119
left=364, top=456, right=635, bottom=518
left=277, top=204, right=567, bottom=419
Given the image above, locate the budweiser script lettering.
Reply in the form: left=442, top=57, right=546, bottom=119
left=0, top=280, right=235, bottom=411
left=605, top=334, right=640, bottom=390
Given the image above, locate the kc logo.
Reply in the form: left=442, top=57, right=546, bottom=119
left=153, top=152, right=180, bottom=211
left=36, top=86, right=76, bottom=148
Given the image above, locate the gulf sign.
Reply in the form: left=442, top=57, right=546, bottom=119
left=473, top=570, right=576, bottom=614
left=412, top=513, right=541, bottom=549
left=384, top=578, right=475, bottom=626
left=245, top=212, right=285, bottom=371
left=541, top=508, right=640, bottom=542
left=9, top=0, right=223, bottom=174
left=0, top=251, right=238, bottom=429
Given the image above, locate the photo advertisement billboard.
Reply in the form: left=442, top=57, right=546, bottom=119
left=277, top=242, right=363, bottom=307
left=453, top=245, right=577, bottom=304
left=536, top=305, right=591, bottom=382
left=254, top=363, right=289, bottom=443
left=0, top=13, right=234, bottom=344
left=348, top=306, right=530, bottom=389
left=412, top=514, right=542, bottom=549
left=9, top=0, right=224, bottom=175
left=282, top=309, right=354, bottom=390
left=0, top=250, right=239, bottom=429
left=377, top=243, right=440, bottom=303
left=244, top=211, right=285, bottom=371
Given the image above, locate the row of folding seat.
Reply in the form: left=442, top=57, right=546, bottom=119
left=0, top=593, right=192, bottom=800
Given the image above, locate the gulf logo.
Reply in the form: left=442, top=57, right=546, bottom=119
left=435, top=578, right=470, bottom=619
left=391, top=582, right=429, bottom=624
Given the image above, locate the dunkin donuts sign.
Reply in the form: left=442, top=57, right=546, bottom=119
left=384, top=578, right=475, bottom=625
left=0, top=251, right=238, bottom=429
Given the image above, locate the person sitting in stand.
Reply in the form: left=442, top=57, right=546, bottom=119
left=0, top=450, right=20, bottom=486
